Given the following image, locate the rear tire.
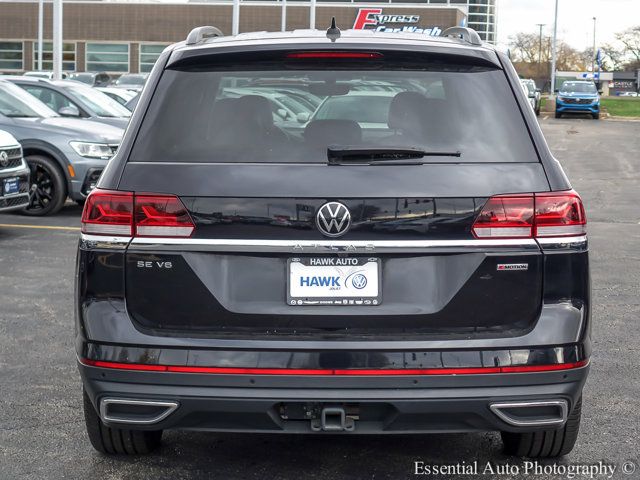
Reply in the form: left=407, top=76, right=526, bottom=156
left=83, top=389, right=163, bottom=455
left=20, top=155, right=66, bottom=216
left=501, top=397, right=582, bottom=458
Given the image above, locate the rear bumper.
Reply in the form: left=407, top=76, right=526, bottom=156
left=80, top=361, right=589, bottom=434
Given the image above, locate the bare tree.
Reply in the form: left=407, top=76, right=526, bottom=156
left=616, top=26, right=640, bottom=64
left=509, top=32, right=551, bottom=64
left=509, top=32, right=588, bottom=72
left=600, top=43, right=625, bottom=71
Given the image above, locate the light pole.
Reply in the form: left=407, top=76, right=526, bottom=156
left=536, top=23, right=545, bottom=82
left=281, top=0, right=286, bottom=32
left=37, top=0, right=43, bottom=71
left=232, top=0, right=240, bottom=35
left=550, top=0, right=558, bottom=94
left=52, top=0, right=63, bottom=80
left=591, top=17, right=597, bottom=73
left=309, top=0, right=316, bottom=29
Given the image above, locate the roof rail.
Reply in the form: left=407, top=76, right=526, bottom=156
left=441, top=26, right=482, bottom=46
left=185, top=26, right=224, bottom=45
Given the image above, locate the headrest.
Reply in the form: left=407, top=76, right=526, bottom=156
left=387, top=91, right=429, bottom=131
left=236, top=95, right=274, bottom=129
left=304, top=119, right=362, bottom=148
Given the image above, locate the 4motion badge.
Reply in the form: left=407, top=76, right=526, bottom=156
left=497, top=263, right=529, bottom=271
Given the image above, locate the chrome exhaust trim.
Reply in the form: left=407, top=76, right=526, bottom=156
left=489, top=400, right=568, bottom=427
left=99, top=398, right=179, bottom=425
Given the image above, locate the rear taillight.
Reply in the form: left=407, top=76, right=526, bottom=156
left=472, top=195, right=534, bottom=239
left=81, top=189, right=194, bottom=237
left=81, top=190, right=133, bottom=236
left=134, top=194, right=194, bottom=237
left=472, top=190, right=586, bottom=239
left=534, top=192, right=586, bottom=237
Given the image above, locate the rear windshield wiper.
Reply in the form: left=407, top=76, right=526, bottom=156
left=327, top=146, right=461, bottom=165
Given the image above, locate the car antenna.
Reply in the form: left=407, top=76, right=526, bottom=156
left=326, top=17, right=341, bottom=42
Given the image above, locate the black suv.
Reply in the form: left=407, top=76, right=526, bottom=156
left=76, top=26, right=590, bottom=458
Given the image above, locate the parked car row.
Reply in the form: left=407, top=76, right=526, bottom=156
left=0, top=65, right=602, bottom=218
left=0, top=70, right=148, bottom=216
left=23, top=70, right=147, bottom=92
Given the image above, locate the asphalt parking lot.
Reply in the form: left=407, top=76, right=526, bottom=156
left=1, top=117, right=639, bottom=480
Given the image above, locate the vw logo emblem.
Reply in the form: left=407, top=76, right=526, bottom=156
left=316, top=201, right=351, bottom=238
left=352, top=274, right=367, bottom=289
left=0, top=151, right=8, bottom=168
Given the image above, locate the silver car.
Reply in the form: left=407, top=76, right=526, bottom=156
left=6, top=77, right=131, bottom=129
left=0, top=79, right=123, bottom=215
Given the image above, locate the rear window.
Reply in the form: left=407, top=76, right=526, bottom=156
left=130, top=57, right=538, bottom=164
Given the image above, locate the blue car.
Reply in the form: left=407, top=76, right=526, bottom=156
left=555, top=81, right=600, bottom=119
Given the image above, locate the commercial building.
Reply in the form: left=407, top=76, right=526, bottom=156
left=0, top=0, right=484, bottom=75
left=611, top=70, right=640, bottom=95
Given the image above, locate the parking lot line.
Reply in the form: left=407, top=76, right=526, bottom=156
left=0, top=223, right=80, bottom=231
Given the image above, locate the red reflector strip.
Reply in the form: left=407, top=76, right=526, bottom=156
left=286, top=51, right=383, bottom=59
left=81, top=359, right=588, bottom=375
left=84, top=360, right=167, bottom=371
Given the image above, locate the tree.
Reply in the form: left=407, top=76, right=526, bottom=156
left=616, top=26, right=640, bottom=65
left=509, top=32, right=551, bottom=64
left=599, top=43, right=625, bottom=71
left=508, top=32, right=588, bottom=73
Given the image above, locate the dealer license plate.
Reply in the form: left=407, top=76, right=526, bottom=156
left=3, top=177, right=19, bottom=195
left=288, top=257, right=381, bottom=306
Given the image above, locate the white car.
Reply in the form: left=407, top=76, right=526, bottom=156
left=618, top=91, right=639, bottom=97
left=520, top=79, right=541, bottom=116
left=23, top=71, right=68, bottom=80
left=96, top=87, right=137, bottom=108
left=0, top=130, right=30, bottom=212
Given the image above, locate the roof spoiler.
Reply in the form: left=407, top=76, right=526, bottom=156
left=441, top=27, right=482, bottom=46
left=185, top=26, right=224, bottom=46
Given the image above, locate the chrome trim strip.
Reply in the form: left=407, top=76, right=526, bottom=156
left=99, top=398, right=179, bottom=425
left=128, top=237, right=540, bottom=253
left=80, top=234, right=586, bottom=252
left=0, top=160, right=28, bottom=174
left=0, top=193, right=30, bottom=212
left=80, top=233, right=132, bottom=249
left=490, top=400, right=568, bottom=427
left=536, top=235, right=588, bottom=251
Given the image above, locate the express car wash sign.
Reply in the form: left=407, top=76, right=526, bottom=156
left=353, top=8, right=443, bottom=36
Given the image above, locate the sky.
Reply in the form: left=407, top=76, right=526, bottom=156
left=497, top=0, right=640, bottom=51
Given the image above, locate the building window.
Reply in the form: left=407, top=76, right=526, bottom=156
left=139, top=44, right=168, bottom=73
left=86, top=43, right=129, bottom=73
left=0, top=42, right=23, bottom=71
left=32, top=42, right=76, bottom=71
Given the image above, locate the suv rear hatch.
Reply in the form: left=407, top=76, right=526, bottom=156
left=96, top=46, right=554, bottom=339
